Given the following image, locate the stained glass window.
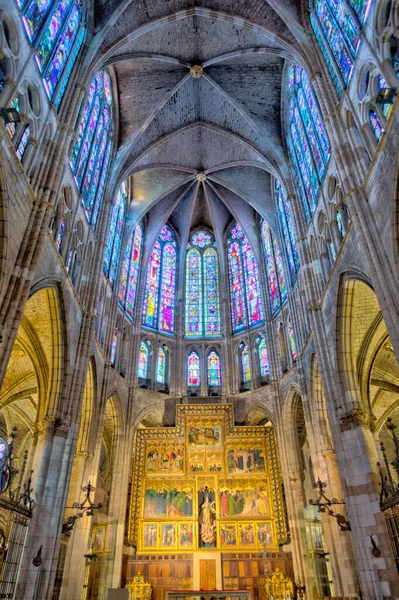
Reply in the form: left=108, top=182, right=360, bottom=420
left=275, top=179, right=299, bottom=282
left=241, top=345, right=251, bottom=382
left=227, top=222, right=264, bottom=333
left=369, top=109, right=384, bottom=141
left=143, top=225, right=177, bottom=334
left=18, top=0, right=85, bottom=105
left=187, top=351, right=200, bottom=386
left=119, top=223, right=142, bottom=319
left=15, top=125, right=30, bottom=161
left=261, top=220, right=288, bottom=316
left=310, top=0, right=372, bottom=92
left=55, top=220, right=65, bottom=251
left=138, top=341, right=149, bottom=379
left=156, top=347, right=167, bottom=385
left=288, top=323, right=297, bottom=362
left=0, top=438, right=7, bottom=471
left=185, top=231, right=221, bottom=337
left=287, top=64, right=330, bottom=221
left=378, top=76, right=393, bottom=118
left=70, top=70, right=113, bottom=226
left=6, top=96, right=20, bottom=140
left=103, top=183, right=126, bottom=287
left=207, top=350, right=221, bottom=386
left=258, top=338, right=269, bottom=377
left=336, top=211, right=345, bottom=238
left=111, top=328, right=118, bottom=366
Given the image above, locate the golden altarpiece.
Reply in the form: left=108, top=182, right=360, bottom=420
left=125, top=405, right=293, bottom=600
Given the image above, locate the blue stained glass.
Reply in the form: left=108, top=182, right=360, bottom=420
left=156, top=347, right=166, bottom=384
left=275, top=179, right=299, bottom=280
left=288, top=324, right=297, bottom=361
left=42, top=4, right=81, bottom=100
left=327, top=0, right=360, bottom=55
left=336, top=211, right=345, bottom=237
left=369, top=109, right=384, bottom=141
left=241, top=345, right=251, bottom=382
left=258, top=339, right=269, bottom=377
left=54, top=27, right=85, bottom=110
left=207, top=350, right=221, bottom=386
left=310, top=14, right=343, bottom=97
left=103, top=184, right=126, bottom=286
left=228, top=223, right=264, bottom=333
left=261, top=220, right=287, bottom=315
left=143, top=225, right=177, bottom=334
left=138, top=341, right=149, bottom=379
left=204, top=248, right=221, bottom=336
left=185, top=248, right=203, bottom=337
left=35, top=0, right=73, bottom=70
left=23, top=0, right=55, bottom=41
left=378, top=76, right=393, bottom=118
left=348, top=0, right=373, bottom=24
left=55, top=220, right=65, bottom=251
left=111, top=328, right=118, bottom=365
left=16, top=126, right=30, bottom=161
left=91, top=142, right=111, bottom=229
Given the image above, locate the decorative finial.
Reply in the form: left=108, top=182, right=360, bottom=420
left=196, top=172, right=206, bottom=182
left=190, top=65, right=203, bottom=79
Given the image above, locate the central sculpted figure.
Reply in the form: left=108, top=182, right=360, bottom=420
left=199, top=493, right=216, bottom=545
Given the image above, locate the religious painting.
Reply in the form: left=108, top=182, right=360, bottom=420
left=188, top=450, right=206, bottom=473
left=219, top=481, right=269, bottom=518
left=206, top=450, right=223, bottom=473
left=238, top=522, right=256, bottom=547
left=143, top=523, right=158, bottom=548
left=188, top=421, right=222, bottom=448
left=221, top=523, right=237, bottom=546
left=198, top=488, right=217, bottom=548
left=256, top=522, right=273, bottom=547
left=179, top=523, right=195, bottom=548
left=227, top=445, right=265, bottom=474
left=144, top=485, right=193, bottom=518
left=161, top=523, right=177, bottom=548
left=91, top=526, right=106, bottom=552
left=146, top=441, right=184, bottom=474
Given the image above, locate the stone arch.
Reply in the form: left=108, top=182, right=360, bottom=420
left=309, top=355, right=334, bottom=452
left=75, top=357, right=97, bottom=454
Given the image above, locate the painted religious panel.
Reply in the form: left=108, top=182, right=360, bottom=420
left=220, top=523, right=237, bottom=547
left=219, top=479, right=270, bottom=518
left=146, top=441, right=184, bottom=475
left=187, top=419, right=223, bottom=449
left=144, top=482, right=194, bottom=518
left=187, top=449, right=224, bottom=473
left=160, top=523, right=177, bottom=548
left=142, top=523, right=158, bottom=548
left=179, top=522, right=195, bottom=548
left=227, top=442, right=266, bottom=474
left=238, top=522, right=256, bottom=547
left=256, top=522, right=274, bottom=547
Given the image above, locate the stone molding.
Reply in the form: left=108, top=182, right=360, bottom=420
left=340, top=409, right=376, bottom=432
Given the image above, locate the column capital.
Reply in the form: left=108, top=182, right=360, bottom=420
left=339, top=409, right=376, bottom=432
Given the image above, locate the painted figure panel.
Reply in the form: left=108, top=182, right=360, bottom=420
left=220, top=482, right=269, bottom=518
left=227, top=446, right=265, bottom=474
left=146, top=442, right=184, bottom=474
left=144, top=487, right=193, bottom=518
left=188, top=423, right=222, bottom=448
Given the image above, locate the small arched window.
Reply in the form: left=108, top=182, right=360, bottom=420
left=70, top=70, right=113, bottom=227
left=55, top=220, right=65, bottom=251
left=261, top=221, right=287, bottom=316
left=138, top=341, right=149, bottom=379
left=187, top=351, right=200, bottom=387
left=142, top=225, right=177, bottom=334
left=185, top=231, right=221, bottom=337
left=287, top=64, right=330, bottom=221
left=258, top=338, right=269, bottom=377
left=156, top=347, right=167, bottom=385
left=241, top=345, right=251, bottom=383
left=15, top=125, right=30, bottom=162
left=227, top=222, right=264, bottom=333
left=288, top=323, right=297, bottom=362
left=104, top=183, right=126, bottom=287
left=111, top=327, right=118, bottom=366
left=207, top=350, right=222, bottom=387
left=275, top=179, right=299, bottom=282
left=18, top=0, right=85, bottom=105
left=310, top=0, right=372, bottom=94
left=0, top=438, right=7, bottom=471
left=119, top=223, right=143, bottom=319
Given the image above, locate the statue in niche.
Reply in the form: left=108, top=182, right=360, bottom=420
left=198, top=488, right=216, bottom=547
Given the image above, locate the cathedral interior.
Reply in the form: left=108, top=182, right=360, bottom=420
left=0, top=0, right=399, bottom=598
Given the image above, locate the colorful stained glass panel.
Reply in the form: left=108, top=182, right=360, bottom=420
left=187, top=351, right=200, bottom=386
left=207, top=351, right=221, bottom=386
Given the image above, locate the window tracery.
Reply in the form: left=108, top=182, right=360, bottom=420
left=142, top=225, right=177, bottom=334
left=17, top=0, right=85, bottom=105
left=240, top=344, right=251, bottom=383
left=287, top=64, right=330, bottom=221
left=185, top=231, right=221, bottom=338
left=227, top=223, right=264, bottom=334
left=104, top=182, right=126, bottom=287
left=70, top=70, right=113, bottom=227
left=119, top=223, right=142, bottom=319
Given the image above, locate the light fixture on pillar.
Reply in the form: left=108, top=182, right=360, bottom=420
left=62, top=481, right=102, bottom=534
left=375, top=87, right=397, bottom=106
left=0, top=107, right=21, bottom=125
left=308, top=478, right=351, bottom=532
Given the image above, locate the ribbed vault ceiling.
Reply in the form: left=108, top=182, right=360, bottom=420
left=89, top=0, right=311, bottom=246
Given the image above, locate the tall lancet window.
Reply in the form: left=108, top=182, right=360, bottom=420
left=261, top=221, right=287, bottom=317
left=310, top=0, right=372, bottom=94
left=142, top=225, right=177, bottom=334
left=70, top=70, right=113, bottom=227
left=207, top=350, right=222, bottom=387
left=185, top=231, right=221, bottom=337
left=187, top=351, right=200, bottom=387
left=275, top=179, right=300, bottom=282
left=119, top=223, right=143, bottom=319
left=18, top=0, right=85, bottom=105
left=227, top=222, right=264, bottom=334
left=258, top=338, right=270, bottom=377
left=104, top=183, right=126, bottom=287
